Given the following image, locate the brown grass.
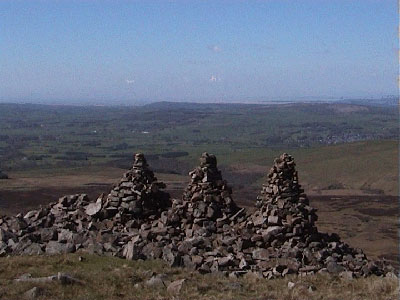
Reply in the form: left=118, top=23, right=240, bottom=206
left=0, top=254, right=398, bottom=300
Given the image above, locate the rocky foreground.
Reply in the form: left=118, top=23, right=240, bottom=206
left=0, top=153, right=395, bottom=279
left=1, top=254, right=398, bottom=300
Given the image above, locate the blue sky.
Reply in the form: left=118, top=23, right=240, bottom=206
left=0, top=0, right=397, bottom=104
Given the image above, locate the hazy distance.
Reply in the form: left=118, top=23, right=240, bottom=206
left=0, top=0, right=397, bottom=105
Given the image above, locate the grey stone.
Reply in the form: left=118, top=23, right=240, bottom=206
left=85, top=200, right=102, bottom=216
left=327, top=261, right=345, bottom=274
left=24, top=287, right=43, bottom=299
left=22, top=243, right=44, bottom=255
left=45, top=241, right=75, bottom=255
left=167, top=279, right=186, bottom=294
left=145, top=275, right=167, bottom=288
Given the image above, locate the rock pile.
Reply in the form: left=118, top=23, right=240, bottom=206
left=150, top=152, right=246, bottom=273
left=232, top=153, right=391, bottom=278
left=181, top=152, right=239, bottom=221
left=248, top=152, right=319, bottom=251
left=99, top=153, right=171, bottom=222
left=0, top=194, right=92, bottom=256
left=0, top=154, right=171, bottom=258
left=0, top=152, right=394, bottom=279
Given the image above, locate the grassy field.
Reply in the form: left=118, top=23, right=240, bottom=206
left=1, top=102, right=397, bottom=196
left=2, top=140, right=396, bottom=195
left=0, top=102, right=397, bottom=171
left=1, top=254, right=398, bottom=300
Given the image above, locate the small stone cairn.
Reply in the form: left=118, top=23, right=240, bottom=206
left=176, top=152, right=240, bottom=224
left=100, top=153, right=171, bottom=222
left=249, top=152, right=319, bottom=249
left=236, top=153, right=390, bottom=278
left=155, top=152, right=246, bottom=273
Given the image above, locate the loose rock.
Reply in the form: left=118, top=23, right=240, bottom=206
left=24, top=287, right=43, bottom=300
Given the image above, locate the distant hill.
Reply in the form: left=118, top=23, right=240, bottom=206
left=337, top=97, right=398, bottom=107
left=142, top=101, right=261, bottom=111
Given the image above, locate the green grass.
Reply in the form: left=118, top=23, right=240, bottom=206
left=2, top=140, right=397, bottom=196
left=0, top=102, right=397, bottom=170
left=176, top=140, right=398, bottom=195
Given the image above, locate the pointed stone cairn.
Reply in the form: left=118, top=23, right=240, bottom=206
left=182, top=152, right=239, bottom=220
left=100, top=153, right=171, bottom=222
left=250, top=153, right=318, bottom=247
left=168, top=153, right=241, bottom=234
left=156, top=153, right=246, bottom=273
left=241, top=153, right=388, bottom=278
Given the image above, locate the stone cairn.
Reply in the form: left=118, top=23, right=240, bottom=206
left=234, top=153, right=388, bottom=278
left=0, top=153, right=394, bottom=279
left=153, top=152, right=247, bottom=273
left=175, top=152, right=241, bottom=225
left=0, top=154, right=171, bottom=258
left=100, top=153, right=171, bottom=222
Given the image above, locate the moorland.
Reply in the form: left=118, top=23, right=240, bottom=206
left=0, top=101, right=398, bottom=299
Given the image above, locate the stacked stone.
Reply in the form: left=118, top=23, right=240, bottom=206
left=120, top=153, right=247, bottom=274
left=181, top=152, right=239, bottom=222
left=236, top=153, right=390, bottom=278
left=100, top=153, right=171, bottom=222
left=0, top=154, right=172, bottom=260
left=152, top=153, right=246, bottom=273
left=249, top=153, right=318, bottom=249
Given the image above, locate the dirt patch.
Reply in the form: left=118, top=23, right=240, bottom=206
left=356, top=207, right=398, bottom=217
left=0, top=185, right=112, bottom=215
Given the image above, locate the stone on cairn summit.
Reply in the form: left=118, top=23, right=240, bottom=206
left=100, top=153, right=171, bottom=221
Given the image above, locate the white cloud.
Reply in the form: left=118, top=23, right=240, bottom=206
left=126, top=79, right=135, bottom=84
left=208, top=45, right=222, bottom=53
left=209, top=75, right=221, bottom=82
